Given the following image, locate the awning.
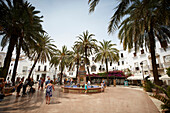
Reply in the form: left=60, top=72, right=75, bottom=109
left=160, top=75, right=170, bottom=80
left=148, top=77, right=154, bottom=80
left=127, top=74, right=149, bottom=80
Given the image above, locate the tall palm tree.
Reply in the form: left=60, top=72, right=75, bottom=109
left=88, top=0, right=170, bottom=85
left=117, top=0, right=170, bottom=85
left=0, top=0, right=44, bottom=80
left=95, top=40, right=119, bottom=85
left=11, top=4, right=44, bottom=85
left=68, top=45, right=81, bottom=81
left=28, top=33, right=57, bottom=79
left=75, top=30, right=98, bottom=81
left=50, top=45, right=72, bottom=85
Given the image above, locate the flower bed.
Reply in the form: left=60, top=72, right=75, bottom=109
left=87, top=70, right=125, bottom=78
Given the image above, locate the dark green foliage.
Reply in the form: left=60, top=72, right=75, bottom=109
left=154, top=85, right=170, bottom=110
left=144, top=80, right=154, bottom=92
left=0, top=67, right=4, bottom=78
left=166, top=67, right=170, bottom=77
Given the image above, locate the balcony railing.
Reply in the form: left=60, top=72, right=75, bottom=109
left=149, top=63, right=164, bottom=70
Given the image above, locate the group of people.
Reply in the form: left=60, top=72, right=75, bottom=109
left=64, top=78, right=73, bottom=85
left=14, top=76, right=55, bottom=104
left=15, top=77, right=34, bottom=97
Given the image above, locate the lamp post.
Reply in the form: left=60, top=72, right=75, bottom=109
left=140, top=62, right=144, bottom=80
left=80, top=56, right=84, bottom=66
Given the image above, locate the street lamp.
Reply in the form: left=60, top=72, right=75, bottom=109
left=140, top=62, right=144, bottom=80
left=80, top=56, right=84, bottom=66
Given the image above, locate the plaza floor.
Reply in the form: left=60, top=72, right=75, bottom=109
left=0, top=85, right=160, bottom=113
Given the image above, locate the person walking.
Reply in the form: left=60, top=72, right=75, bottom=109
left=22, top=78, right=29, bottom=95
left=38, top=77, right=42, bottom=90
left=45, top=77, right=50, bottom=86
left=41, top=78, right=44, bottom=90
left=16, top=77, right=24, bottom=97
left=45, top=80, right=55, bottom=104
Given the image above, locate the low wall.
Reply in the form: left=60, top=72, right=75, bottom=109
left=61, top=86, right=104, bottom=94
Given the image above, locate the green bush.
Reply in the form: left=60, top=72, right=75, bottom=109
left=166, top=67, right=170, bottom=77
left=153, top=85, right=170, bottom=110
left=144, top=80, right=154, bottom=92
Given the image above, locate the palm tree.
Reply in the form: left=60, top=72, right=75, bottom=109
left=75, top=30, right=98, bottom=81
left=88, top=0, right=133, bottom=33
left=50, top=45, right=72, bottom=85
left=117, top=0, right=170, bottom=85
left=28, top=33, right=57, bottom=79
left=68, top=45, right=81, bottom=81
left=88, top=0, right=170, bottom=85
left=95, top=40, right=119, bottom=85
left=0, top=0, right=44, bottom=80
left=11, top=4, right=44, bottom=85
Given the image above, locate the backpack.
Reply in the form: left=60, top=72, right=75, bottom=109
left=46, top=85, right=51, bottom=92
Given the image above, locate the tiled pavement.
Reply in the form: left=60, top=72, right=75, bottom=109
left=0, top=85, right=160, bottom=113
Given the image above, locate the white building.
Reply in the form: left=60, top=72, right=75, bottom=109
left=0, top=52, right=6, bottom=67
left=1, top=40, right=170, bottom=84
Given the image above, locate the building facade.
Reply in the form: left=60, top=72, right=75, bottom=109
left=1, top=41, right=170, bottom=82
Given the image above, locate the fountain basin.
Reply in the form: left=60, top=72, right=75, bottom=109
left=61, top=85, right=104, bottom=93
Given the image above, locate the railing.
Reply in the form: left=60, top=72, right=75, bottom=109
left=149, top=63, right=164, bottom=70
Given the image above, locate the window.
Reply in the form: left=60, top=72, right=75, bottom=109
left=118, top=62, right=120, bottom=66
left=141, top=49, right=144, bottom=54
left=122, top=61, right=124, bottom=65
left=37, top=75, right=39, bottom=81
left=133, top=53, right=136, bottom=57
left=9, top=70, right=11, bottom=75
left=135, top=67, right=139, bottom=71
left=44, top=65, right=47, bottom=71
left=110, top=62, right=112, bottom=66
left=22, top=66, right=27, bottom=72
left=69, top=72, right=73, bottom=75
left=92, top=57, right=95, bottom=61
left=99, top=65, right=102, bottom=71
left=91, top=65, right=96, bottom=72
left=38, top=66, right=40, bottom=71
left=121, top=53, right=123, bottom=58
left=164, top=55, right=170, bottom=63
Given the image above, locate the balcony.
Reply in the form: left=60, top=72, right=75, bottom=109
left=163, top=62, right=170, bottom=68
left=149, top=63, right=164, bottom=70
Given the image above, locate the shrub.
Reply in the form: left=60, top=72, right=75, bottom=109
left=144, top=80, right=154, bottom=92
left=153, top=85, right=170, bottom=110
left=166, top=67, right=170, bottom=77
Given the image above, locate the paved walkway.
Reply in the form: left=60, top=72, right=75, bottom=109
left=0, top=85, right=160, bottom=113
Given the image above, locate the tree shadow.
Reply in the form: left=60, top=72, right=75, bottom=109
left=0, top=91, right=45, bottom=112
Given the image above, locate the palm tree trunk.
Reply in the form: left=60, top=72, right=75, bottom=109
left=149, top=22, right=160, bottom=86
left=60, top=65, right=63, bottom=85
left=105, top=59, right=109, bottom=86
left=0, top=35, right=18, bottom=80
left=11, top=37, right=23, bottom=86
left=28, top=53, right=41, bottom=79
left=85, top=47, right=91, bottom=81
left=76, top=58, right=79, bottom=80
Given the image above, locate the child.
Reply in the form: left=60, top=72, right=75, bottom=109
left=101, top=82, right=104, bottom=92
left=45, top=80, right=55, bottom=104
left=85, top=82, right=87, bottom=94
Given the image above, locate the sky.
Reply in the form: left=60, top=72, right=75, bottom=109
left=0, top=0, right=123, bottom=52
